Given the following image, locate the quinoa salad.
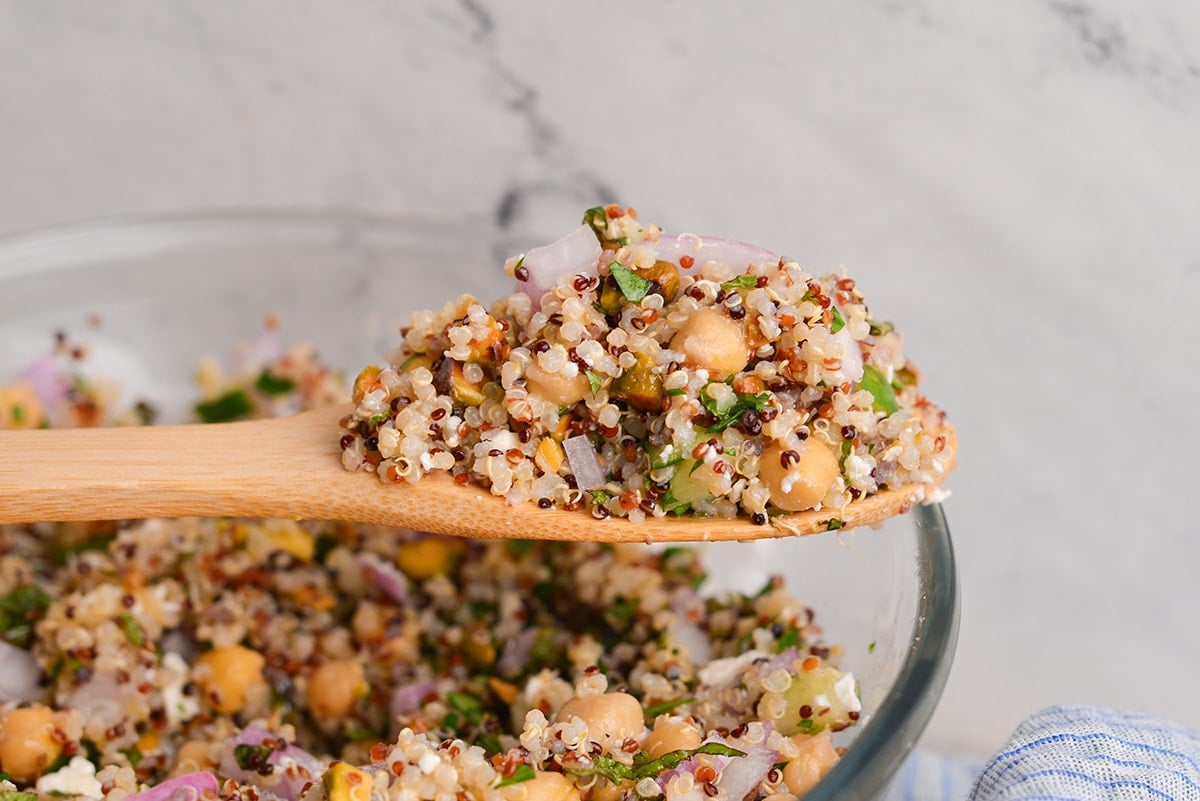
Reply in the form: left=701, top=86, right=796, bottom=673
left=340, top=206, right=952, bottom=528
left=1, top=327, right=860, bottom=801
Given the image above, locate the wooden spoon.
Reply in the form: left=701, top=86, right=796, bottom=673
left=0, top=403, right=955, bottom=542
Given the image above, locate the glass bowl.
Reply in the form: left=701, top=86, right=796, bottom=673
left=0, top=211, right=958, bottom=801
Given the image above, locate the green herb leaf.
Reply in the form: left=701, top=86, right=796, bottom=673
left=194, top=388, right=253, bottom=423
left=233, top=743, right=276, bottom=774
left=773, top=628, right=801, bottom=653
left=10, top=405, right=25, bottom=424
left=0, top=585, right=52, bottom=648
left=699, top=384, right=772, bottom=433
left=495, top=764, right=537, bottom=788
left=632, top=743, right=746, bottom=780
left=582, top=206, right=607, bottom=231
left=0, top=791, right=38, bottom=801
left=860, top=365, right=899, bottom=415
left=664, top=388, right=686, bottom=397
left=643, top=696, right=696, bottom=720
left=721, top=275, right=760, bottom=291
left=829, top=306, right=845, bottom=335
left=447, top=692, right=485, bottom=725
left=825, top=518, right=846, bottom=531
left=609, top=263, right=652, bottom=303
left=868, top=640, right=877, bottom=654
left=587, top=370, right=603, bottom=397
left=118, top=613, right=145, bottom=647
left=120, top=746, right=144, bottom=767
left=255, top=369, right=295, bottom=396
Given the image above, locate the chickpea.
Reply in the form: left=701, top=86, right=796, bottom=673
left=499, top=770, right=581, bottom=801
left=0, top=383, right=45, bottom=430
left=194, top=644, right=267, bottom=715
left=0, top=705, right=63, bottom=783
left=351, top=601, right=386, bottom=643
left=556, top=692, right=645, bottom=743
left=306, top=658, right=368, bottom=720
left=759, top=438, right=840, bottom=512
left=172, top=740, right=217, bottom=776
left=588, top=780, right=626, bottom=801
left=669, top=308, right=749, bottom=379
left=395, top=537, right=462, bottom=581
left=644, top=717, right=702, bottom=759
left=525, top=362, right=590, bottom=407
left=782, top=731, right=837, bottom=797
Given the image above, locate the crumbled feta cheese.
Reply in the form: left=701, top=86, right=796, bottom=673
left=698, top=650, right=767, bottom=687
left=36, top=756, right=102, bottom=798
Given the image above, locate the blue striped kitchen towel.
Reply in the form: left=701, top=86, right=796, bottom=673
left=886, top=706, right=1200, bottom=801
left=970, top=706, right=1200, bottom=801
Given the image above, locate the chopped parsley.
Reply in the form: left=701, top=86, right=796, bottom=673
left=0, top=791, right=38, bottom=801
left=829, top=306, right=846, bottom=334
left=566, top=743, right=745, bottom=784
left=643, top=696, right=696, bottom=720
left=773, top=627, right=801, bottom=653
left=698, top=384, right=772, bottom=433
left=609, top=263, right=651, bottom=303
left=720, top=274, right=760, bottom=290
left=447, top=692, right=485, bottom=725
left=0, top=585, right=52, bottom=648
left=586, top=370, right=603, bottom=397
left=825, top=518, right=847, bottom=531
left=194, top=388, right=253, bottom=423
left=495, top=764, right=537, bottom=788
left=118, top=613, right=146, bottom=647
left=860, top=365, right=899, bottom=415
left=254, top=369, right=295, bottom=396
left=233, top=743, right=276, bottom=775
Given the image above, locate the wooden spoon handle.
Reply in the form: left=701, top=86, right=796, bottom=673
left=0, top=404, right=351, bottom=524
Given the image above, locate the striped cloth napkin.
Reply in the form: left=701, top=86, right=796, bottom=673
left=886, top=706, right=1200, bottom=801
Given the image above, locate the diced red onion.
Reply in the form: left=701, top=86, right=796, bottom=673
left=125, top=771, right=220, bottom=801
left=668, top=592, right=712, bottom=665
left=17, top=355, right=71, bottom=406
left=831, top=324, right=864, bottom=384
left=642, top=234, right=778, bottom=273
left=515, top=225, right=602, bottom=304
left=563, top=435, right=606, bottom=491
left=235, top=330, right=282, bottom=374
left=0, top=640, right=41, bottom=703
left=656, top=755, right=717, bottom=791
left=764, top=647, right=799, bottom=674
left=67, top=671, right=142, bottom=726
left=391, top=680, right=439, bottom=716
left=219, top=726, right=325, bottom=801
left=716, top=737, right=779, bottom=801
left=358, top=553, right=410, bottom=603
left=495, top=628, right=538, bottom=679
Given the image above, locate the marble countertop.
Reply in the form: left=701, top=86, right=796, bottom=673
left=2, top=1, right=1198, bottom=757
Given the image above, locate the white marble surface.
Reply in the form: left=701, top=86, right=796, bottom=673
left=2, top=1, right=1199, bottom=757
